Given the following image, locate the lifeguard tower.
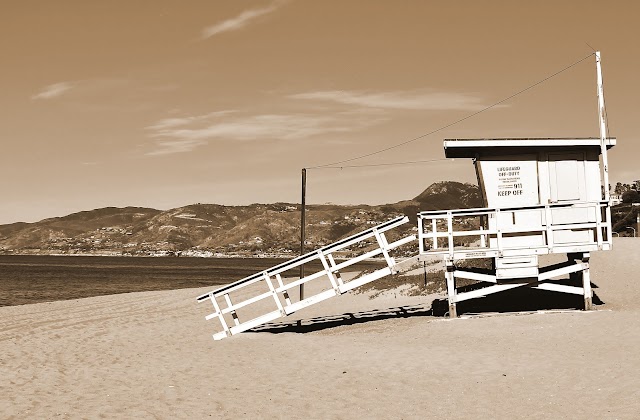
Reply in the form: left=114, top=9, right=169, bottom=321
left=196, top=52, right=614, bottom=340
left=417, top=137, right=615, bottom=317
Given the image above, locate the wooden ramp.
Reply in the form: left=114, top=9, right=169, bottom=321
left=196, top=216, right=416, bottom=340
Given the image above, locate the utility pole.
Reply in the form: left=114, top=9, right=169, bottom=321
left=595, top=51, right=610, bottom=201
left=300, top=168, right=306, bottom=300
left=595, top=51, right=613, bottom=246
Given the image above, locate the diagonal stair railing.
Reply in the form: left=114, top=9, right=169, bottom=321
left=197, top=216, right=416, bottom=340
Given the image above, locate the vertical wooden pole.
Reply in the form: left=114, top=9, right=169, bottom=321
left=300, top=168, right=306, bottom=300
left=595, top=51, right=610, bottom=201
left=582, top=253, right=592, bottom=310
left=445, top=259, right=457, bottom=318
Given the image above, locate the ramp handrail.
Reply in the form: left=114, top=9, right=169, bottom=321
left=197, top=216, right=416, bottom=340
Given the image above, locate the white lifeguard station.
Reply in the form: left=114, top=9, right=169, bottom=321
left=196, top=52, right=614, bottom=340
left=417, top=136, right=615, bottom=317
left=417, top=51, right=614, bottom=317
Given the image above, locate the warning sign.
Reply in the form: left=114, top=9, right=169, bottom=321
left=479, top=157, right=539, bottom=207
left=496, top=166, right=524, bottom=197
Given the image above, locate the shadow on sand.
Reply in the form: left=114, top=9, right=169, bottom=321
left=431, top=279, right=604, bottom=316
left=248, top=280, right=603, bottom=335
left=248, top=304, right=434, bottom=335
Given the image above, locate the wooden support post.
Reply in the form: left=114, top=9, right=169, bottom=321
left=275, top=274, right=292, bottom=306
left=327, top=253, right=344, bottom=287
left=265, top=273, right=285, bottom=316
left=567, top=252, right=579, bottom=285
left=224, top=294, right=240, bottom=326
left=300, top=168, right=306, bottom=300
left=210, top=296, right=230, bottom=335
left=445, top=259, right=457, bottom=318
left=582, top=253, right=592, bottom=310
left=373, top=229, right=395, bottom=270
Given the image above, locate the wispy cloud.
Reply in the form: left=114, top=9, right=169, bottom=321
left=147, top=111, right=237, bottom=130
left=202, top=0, right=286, bottom=39
left=290, top=89, right=502, bottom=111
left=146, top=139, right=209, bottom=156
left=32, top=82, right=74, bottom=100
left=145, top=110, right=384, bottom=156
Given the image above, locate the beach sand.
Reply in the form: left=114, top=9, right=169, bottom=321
left=2, top=238, right=640, bottom=419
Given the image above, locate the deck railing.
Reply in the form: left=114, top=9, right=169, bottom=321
left=418, top=201, right=612, bottom=260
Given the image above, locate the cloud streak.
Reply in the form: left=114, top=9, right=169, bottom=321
left=202, top=1, right=285, bottom=39
left=147, top=111, right=237, bottom=130
left=145, top=110, right=384, bottom=156
left=32, top=82, right=74, bottom=100
left=146, top=139, right=209, bottom=156
left=290, top=89, right=503, bottom=111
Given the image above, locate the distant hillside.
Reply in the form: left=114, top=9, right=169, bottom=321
left=413, top=181, right=482, bottom=209
left=0, top=182, right=480, bottom=256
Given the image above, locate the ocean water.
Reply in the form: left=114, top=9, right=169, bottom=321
left=0, top=255, right=383, bottom=307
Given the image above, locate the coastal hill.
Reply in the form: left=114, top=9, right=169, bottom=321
left=0, top=181, right=481, bottom=256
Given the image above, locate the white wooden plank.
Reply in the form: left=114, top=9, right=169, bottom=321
left=431, top=218, right=438, bottom=249
left=213, top=331, right=229, bottom=340
left=386, top=235, right=417, bottom=249
left=229, top=310, right=284, bottom=335
left=220, top=290, right=273, bottom=314
left=284, top=288, right=338, bottom=314
left=265, top=275, right=285, bottom=313
left=538, top=263, right=586, bottom=281
left=331, top=248, right=382, bottom=272
left=453, top=283, right=528, bottom=303
left=318, top=251, right=339, bottom=289
left=275, top=273, right=291, bottom=306
left=446, top=263, right=456, bottom=318
left=534, top=283, right=584, bottom=295
left=338, top=267, right=393, bottom=293
left=582, top=261, right=593, bottom=309
left=222, top=294, right=241, bottom=326
left=206, top=297, right=229, bottom=333
left=453, top=270, right=497, bottom=283
left=277, top=270, right=328, bottom=292
left=374, top=229, right=395, bottom=268
left=323, top=216, right=409, bottom=254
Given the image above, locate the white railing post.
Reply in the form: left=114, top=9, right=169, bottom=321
left=223, top=294, right=240, bottom=326
left=275, top=273, right=291, bottom=306
left=417, top=216, right=424, bottom=253
left=210, top=295, right=229, bottom=335
left=373, top=228, right=395, bottom=269
left=264, top=272, right=285, bottom=315
left=447, top=212, right=454, bottom=258
left=432, top=218, right=438, bottom=250
left=318, top=250, right=339, bottom=290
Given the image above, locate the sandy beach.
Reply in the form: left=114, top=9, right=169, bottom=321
left=2, top=238, right=640, bottom=419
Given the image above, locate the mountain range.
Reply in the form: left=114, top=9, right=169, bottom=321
left=0, top=181, right=481, bottom=256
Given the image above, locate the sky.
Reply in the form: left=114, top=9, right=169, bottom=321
left=1, top=0, right=638, bottom=224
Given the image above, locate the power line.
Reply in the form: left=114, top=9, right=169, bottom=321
left=309, top=157, right=450, bottom=170
left=307, top=52, right=596, bottom=170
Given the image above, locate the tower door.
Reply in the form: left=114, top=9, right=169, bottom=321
left=548, top=152, right=586, bottom=203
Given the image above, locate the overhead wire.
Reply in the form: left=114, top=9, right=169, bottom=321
left=310, top=157, right=450, bottom=170
left=307, top=52, right=596, bottom=170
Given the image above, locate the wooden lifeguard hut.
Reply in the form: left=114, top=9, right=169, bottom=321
left=417, top=137, right=615, bottom=316
left=417, top=52, right=614, bottom=317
